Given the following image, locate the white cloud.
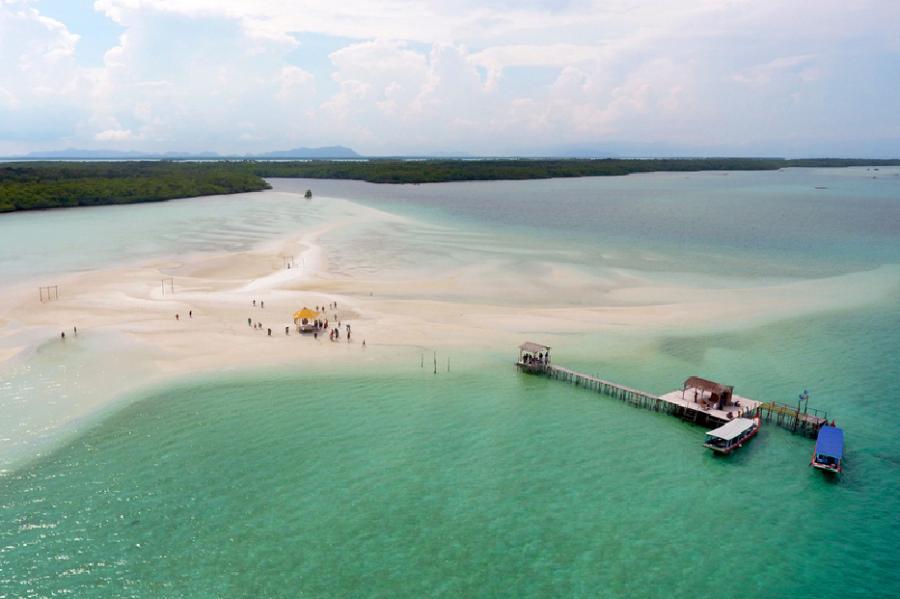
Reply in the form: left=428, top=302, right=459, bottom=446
left=94, top=128, right=134, bottom=141
left=2, top=0, right=900, bottom=154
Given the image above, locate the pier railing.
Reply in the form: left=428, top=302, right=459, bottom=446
left=756, top=401, right=827, bottom=438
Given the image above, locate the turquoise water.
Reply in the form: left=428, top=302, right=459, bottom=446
left=2, top=343, right=897, bottom=597
left=0, top=191, right=336, bottom=284
left=2, top=169, right=899, bottom=596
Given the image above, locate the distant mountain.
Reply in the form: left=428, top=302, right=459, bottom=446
left=260, top=146, right=359, bottom=158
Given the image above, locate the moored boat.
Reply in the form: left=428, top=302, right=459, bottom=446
left=703, top=416, right=761, bottom=454
left=811, top=426, right=843, bottom=474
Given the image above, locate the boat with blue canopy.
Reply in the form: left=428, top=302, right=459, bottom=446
left=811, top=426, right=843, bottom=473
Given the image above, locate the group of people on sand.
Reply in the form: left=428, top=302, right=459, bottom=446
left=243, top=297, right=365, bottom=347
left=247, top=318, right=271, bottom=335
left=327, top=323, right=352, bottom=342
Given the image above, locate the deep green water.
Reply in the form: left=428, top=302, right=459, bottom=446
left=2, top=169, right=899, bottom=597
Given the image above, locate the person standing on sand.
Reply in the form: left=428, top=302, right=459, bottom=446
left=189, top=310, right=192, bottom=318
left=73, top=326, right=77, bottom=335
left=61, top=331, right=65, bottom=340
left=253, top=300, right=256, bottom=307
left=248, top=318, right=252, bottom=327
left=176, top=314, right=180, bottom=321
left=261, top=301, right=265, bottom=308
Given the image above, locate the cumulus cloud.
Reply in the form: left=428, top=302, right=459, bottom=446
left=2, top=0, right=899, bottom=155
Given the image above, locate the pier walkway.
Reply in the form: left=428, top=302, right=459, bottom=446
left=543, top=364, right=757, bottom=428
left=516, top=342, right=827, bottom=438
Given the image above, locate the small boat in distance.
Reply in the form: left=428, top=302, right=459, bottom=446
left=703, top=416, right=761, bottom=454
left=811, top=426, right=843, bottom=474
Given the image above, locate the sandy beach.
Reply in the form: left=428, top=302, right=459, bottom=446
left=2, top=196, right=898, bottom=389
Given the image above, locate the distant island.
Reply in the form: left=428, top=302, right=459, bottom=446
left=2, top=158, right=899, bottom=213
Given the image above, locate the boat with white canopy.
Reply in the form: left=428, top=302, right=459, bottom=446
left=702, top=416, right=761, bottom=454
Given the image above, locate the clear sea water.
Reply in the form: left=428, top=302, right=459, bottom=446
left=1, top=169, right=899, bottom=597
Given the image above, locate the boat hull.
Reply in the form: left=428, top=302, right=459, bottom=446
left=810, top=459, right=841, bottom=474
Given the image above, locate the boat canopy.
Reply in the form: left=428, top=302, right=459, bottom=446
left=815, top=426, right=844, bottom=459
left=705, top=418, right=755, bottom=441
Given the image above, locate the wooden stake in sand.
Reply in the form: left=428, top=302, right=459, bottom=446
left=38, top=285, right=59, bottom=303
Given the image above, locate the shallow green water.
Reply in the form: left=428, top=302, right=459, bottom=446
left=2, top=332, right=897, bottom=597
left=2, top=169, right=899, bottom=596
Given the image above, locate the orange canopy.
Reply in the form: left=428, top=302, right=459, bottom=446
left=293, top=308, right=319, bottom=321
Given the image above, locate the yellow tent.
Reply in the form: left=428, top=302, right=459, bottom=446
left=293, top=308, right=319, bottom=323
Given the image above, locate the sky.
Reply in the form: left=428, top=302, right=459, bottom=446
left=1, top=0, right=899, bottom=157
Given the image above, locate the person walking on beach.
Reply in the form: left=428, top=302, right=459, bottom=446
left=61, top=331, right=65, bottom=340
left=253, top=300, right=256, bottom=307
left=73, top=326, right=77, bottom=336
left=176, top=314, right=180, bottom=321
left=248, top=317, right=252, bottom=327
left=261, top=301, right=265, bottom=309
left=189, top=310, right=192, bottom=318
left=267, top=328, right=271, bottom=336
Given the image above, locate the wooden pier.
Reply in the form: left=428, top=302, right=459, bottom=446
left=516, top=342, right=828, bottom=438
left=756, top=401, right=828, bottom=438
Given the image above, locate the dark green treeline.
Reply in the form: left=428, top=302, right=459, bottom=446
left=2, top=158, right=898, bottom=213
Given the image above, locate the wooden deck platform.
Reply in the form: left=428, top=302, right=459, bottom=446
left=659, top=390, right=760, bottom=422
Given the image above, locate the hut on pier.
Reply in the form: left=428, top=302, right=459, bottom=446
left=682, top=376, right=734, bottom=410
left=516, top=341, right=551, bottom=373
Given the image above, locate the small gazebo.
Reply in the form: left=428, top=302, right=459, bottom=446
left=682, top=376, right=734, bottom=409
left=293, top=307, right=320, bottom=333
left=517, top=341, right=551, bottom=373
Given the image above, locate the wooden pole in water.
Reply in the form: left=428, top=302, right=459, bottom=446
left=421, top=353, right=424, bottom=368
left=433, top=352, right=437, bottom=374
left=447, top=357, right=450, bottom=372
